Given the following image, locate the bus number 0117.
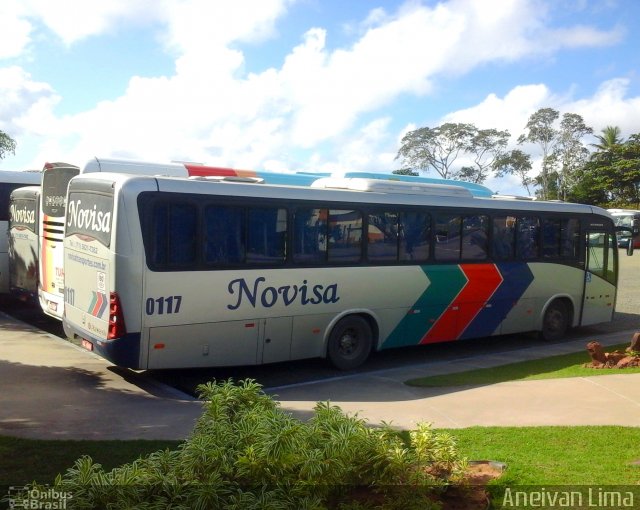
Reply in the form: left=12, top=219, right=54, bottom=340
left=145, top=295, right=182, bottom=315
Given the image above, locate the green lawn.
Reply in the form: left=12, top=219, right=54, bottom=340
left=0, top=436, right=181, bottom=486
left=2, top=426, right=639, bottom=489
left=406, top=343, right=640, bottom=387
left=444, top=426, right=640, bottom=486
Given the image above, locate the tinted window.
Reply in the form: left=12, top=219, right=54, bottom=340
left=516, top=216, right=539, bottom=260
left=247, top=208, right=287, bottom=264
left=434, top=214, right=461, bottom=261
left=293, top=208, right=327, bottom=263
left=66, top=192, right=114, bottom=247
left=561, top=218, right=580, bottom=258
left=542, top=218, right=561, bottom=258
left=492, top=216, right=515, bottom=260
left=462, top=215, right=488, bottom=260
left=42, top=166, right=79, bottom=217
left=400, top=211, right=430, bottom=262
left=204, top=206, right=245, bottom=264
left=9, top=198, right=38, bottom=233
left=368, top=211, right=399, bottom=261
left=328, top=209, right=362, bottom=263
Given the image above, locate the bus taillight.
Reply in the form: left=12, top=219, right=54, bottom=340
left=108, top=292, right=127, bottom=339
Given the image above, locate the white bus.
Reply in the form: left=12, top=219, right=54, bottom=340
left=38, top=162, right=80, bottom=317
left=0, top=170, right=41, bottom=294
left=38, top=158, right=261, bottom=319
left=39, top=156, right=495, bottom=320
left=607, top=209, right=640, bottom=249
left=62, top=172, right=619, bottom=370
left=8, top=186, right=40, bottom=302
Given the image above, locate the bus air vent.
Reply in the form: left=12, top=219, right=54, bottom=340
left=310, top=177, right=473, bottom=197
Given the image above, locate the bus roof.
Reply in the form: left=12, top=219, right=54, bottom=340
left=10, top=186, right=40, bottom=198
left=69, top=172, right=609, bottom=218
left=0, top=170, right=41, bottom=185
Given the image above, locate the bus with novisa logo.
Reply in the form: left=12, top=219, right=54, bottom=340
left=61, top=172, right=622, bottom=370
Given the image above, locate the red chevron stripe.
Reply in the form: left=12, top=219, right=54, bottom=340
left=91, top=292, right=105, bottom=317
left=455, top=264, right=503, bottom=338
left=421, top=264, right=503, bottom=344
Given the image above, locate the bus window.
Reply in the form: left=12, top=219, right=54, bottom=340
left=434, top=214, right=461, bottom=261
left=328, top=209, right=362, bottom=263
left=247, top=208, right=287, bottom=264
left=204, top=206, right=245, bottom=265
left=399, top=211, right=430, bottom=262
left=561, top=218, right=580, bottom=258
left=152, top=202, right=197, bottom=266
left=492, top=215, right=515, bottom=260
left=516, top=216, right=539, bottom=260
left=367, top=211, right=399, bottom=262
left=542, top=218, right=561, bottom=258
left=293, top=208, right=327, bottom=263
left=462, top=215, right=488, bottom=260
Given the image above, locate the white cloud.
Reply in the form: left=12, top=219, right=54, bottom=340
left=0, top=0, right=635, bottom=182
left=0, top=1, right=33, bottom=58
left=21, top=0, right=160, bottom=45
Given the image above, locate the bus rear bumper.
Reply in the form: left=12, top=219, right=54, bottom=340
left=63, top=317, right=142, bottom=369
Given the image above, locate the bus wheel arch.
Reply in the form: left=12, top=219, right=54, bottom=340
left=539, top=297, right=573, bottom=342
left=326, top=313, right=377, bottom=370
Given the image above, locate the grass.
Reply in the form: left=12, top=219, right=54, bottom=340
left=0, top=436, right=180, bottom=486
left=443, top=426, right=640, bottom=486
left=406, top=343, right=640, bottom=387
left=2, top=427, right=638, bottom=489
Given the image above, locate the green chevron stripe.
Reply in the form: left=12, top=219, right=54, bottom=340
left=382, top=265, right=467, bottom=348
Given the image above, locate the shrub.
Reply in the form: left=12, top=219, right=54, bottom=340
left=14, top=379, right=466, bottom=509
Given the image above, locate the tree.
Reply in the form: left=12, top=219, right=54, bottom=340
left=392, top=168, right=419, bottom=176
left=493, top=149, right=534, bottom=195
left=553, top=113, right=592, bottom=201
left=395, top=123, right=476, bottom=179
left=0, top=130, right=17, bottom=160
left=464, top=128, right=510, bottom=183
left=518, top=108, right=559, bottom=200
left=570, top=132, right=640, bottom=207
left=591, top=125, right=623, bottom=151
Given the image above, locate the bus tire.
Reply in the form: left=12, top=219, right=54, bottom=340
left=327, top=315, right=373, bottom=370
left=540, top=300, right=570, bottom=342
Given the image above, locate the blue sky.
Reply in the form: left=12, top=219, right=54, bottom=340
left=1, top=0, right=640, bottom=195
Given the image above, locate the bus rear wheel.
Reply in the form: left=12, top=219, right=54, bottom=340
left=327, top=316, right=373, bottom=370
left=540, top=300, right=570, bottom=342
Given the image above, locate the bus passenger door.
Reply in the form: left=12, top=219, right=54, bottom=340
left=261, top=316, right=293, bottom=364
left=581, top=231, right=616, bottom=326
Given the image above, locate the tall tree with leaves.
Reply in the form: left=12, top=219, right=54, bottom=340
left=395, top=123, right=476, bottom=179
left=570, top=132, right=640, bottom=207
left=462, top=128, right=510, bottom=183
left=493, top=149, right=534, bottom=195
left=0, top=130, right=17, bottom=160
left=591, top=125, right=624, bottom=151
left=518, top=108, right=559, bottom=200
left=553, top=113, right=593, bottom=201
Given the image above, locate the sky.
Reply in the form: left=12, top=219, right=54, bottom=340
left=1, top=0, right=640, bottom=195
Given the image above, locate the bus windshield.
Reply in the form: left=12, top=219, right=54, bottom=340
left=42, top=166, right=79, bottom=217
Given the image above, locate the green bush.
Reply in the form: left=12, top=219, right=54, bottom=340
left=15, top=379, right=466, bottom=509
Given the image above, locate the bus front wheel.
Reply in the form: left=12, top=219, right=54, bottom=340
left=327, top=316, right=373, bottom=370
left=540, top=300, right=570, bottom=342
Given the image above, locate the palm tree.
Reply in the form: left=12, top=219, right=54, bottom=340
left=591, top=125, right=623, bottom=151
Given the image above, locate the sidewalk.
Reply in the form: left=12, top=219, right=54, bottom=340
left=271, top=330, right=640, bottom=429
left=1, top=310, right=639, bottom=440
left=0, top=311, right=202, bottom=440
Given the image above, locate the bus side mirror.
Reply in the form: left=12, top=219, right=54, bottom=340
left=628, top=242, right=634, bottom=256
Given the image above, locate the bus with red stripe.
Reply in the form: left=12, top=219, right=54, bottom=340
left=62, top=173, right=621, bottom=370
left=38, top=157, right=495, bottom=320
